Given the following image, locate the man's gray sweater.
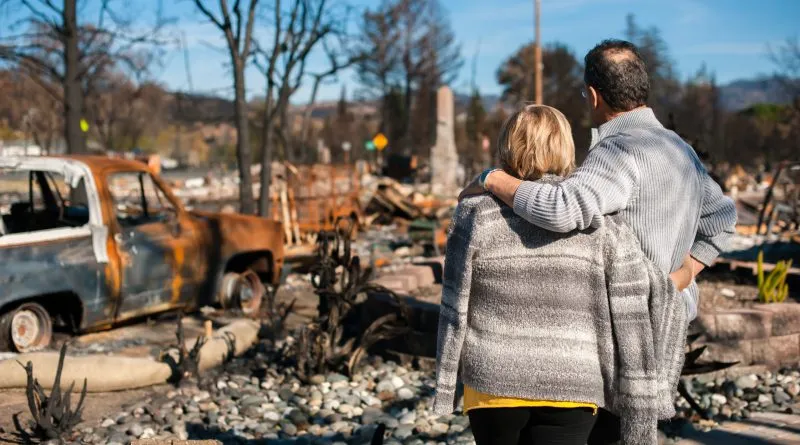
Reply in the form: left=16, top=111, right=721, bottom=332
left=512, top=108, right=737, bottom=320
left=433, top=192, right=688, bottom=444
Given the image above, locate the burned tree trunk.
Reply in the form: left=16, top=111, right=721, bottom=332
left=63, top=0, right=86, bottom=154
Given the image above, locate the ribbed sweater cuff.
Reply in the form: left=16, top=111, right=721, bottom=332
left=690, top=240, right=721, bottom=266
left=512, top=181, right=538, bottom=218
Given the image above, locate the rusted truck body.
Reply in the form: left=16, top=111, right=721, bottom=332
left=0, top=156, right=284, bottom=352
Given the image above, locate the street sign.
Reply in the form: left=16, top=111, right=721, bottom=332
left=365, top=140, right=376, bottom=151
left=341, top=141, right=352, bottom=152
left=372, top=133, right=388, bottom=151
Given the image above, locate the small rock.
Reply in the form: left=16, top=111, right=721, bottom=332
left=324, top=399, right=341, bottom=411
left=431, top=423, right=449, bottom=435
left=399, top=412, right=416, bottom=425
left=391, top=376, right=405, bottom=389
left=449, top=423, right=466, bottom=434
left=338, top=404, right=354, bottom=415
left=377, top=390, right=396, bottom=401
left=127, top=423, right=144, bottom=437
left=217, top=380, right=228, bottom=390
left=280, top=420, right=298, bottom=436
left=376, top=380, right=396, bottom=394
left=141, top=427, right=156, bottom=439
left=327, top=373, right=349, bottom=383
left=378, top=416, right=399, bottom=429
left=264, top=411, right=281, bottom=423
left=414, top=419, right=431, bottom=434
left=397, top=387, right=415, bottom=400
left=735, top=375, right=759, bottom=390
left=720, top=288, right=736, bottom=298
left=288, top=409, right=309, bottom=427
left=788, top=383, right=800, bottom=397
left=330, top=420, right=351, bottom=433
left=394, top=425, right=415, bottom=440
left=362, top=395, right=382, bottom=406
left=758, top=393, right=773, bottom=406
left=775, top=390, right=792, bottom=404
left=310, top=375, right=327, bottom=385
left=331, top=380, right=349, bottom=390
left=361, top=407, right=383, bottom=425
left=279, top=388, right=294, bottom=401
left=101, top=418, right=116, bottom=428
left=711, top=394, right=727, bottom=405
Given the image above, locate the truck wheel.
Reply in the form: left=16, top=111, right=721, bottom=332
left=0, top=302, right=53, bottom=353
left=218, top=270, right=264, bottom=315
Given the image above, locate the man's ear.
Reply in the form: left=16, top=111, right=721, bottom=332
left=589, top=86, right=600, bottom=109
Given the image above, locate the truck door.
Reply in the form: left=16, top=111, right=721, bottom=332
left=107, top=171, right=198, bottom=320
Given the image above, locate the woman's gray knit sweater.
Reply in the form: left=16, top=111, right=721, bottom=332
left=433, top=191, right=688, bottom=444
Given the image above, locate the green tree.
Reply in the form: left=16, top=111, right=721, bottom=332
left=497, top=42, right=589, bottom=156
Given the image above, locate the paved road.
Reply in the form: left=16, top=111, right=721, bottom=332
left=678, top=412, right=800, bottom=444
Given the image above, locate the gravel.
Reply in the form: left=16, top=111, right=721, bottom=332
left=63, top=327, right=800, bottom=445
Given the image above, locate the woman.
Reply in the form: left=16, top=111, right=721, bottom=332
left=433, top=105, right=688, bottom=445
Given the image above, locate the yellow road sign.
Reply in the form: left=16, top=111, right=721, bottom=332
left=373, top=133, right=388, bottom=151
left=80, top=118, right=89, bottom=133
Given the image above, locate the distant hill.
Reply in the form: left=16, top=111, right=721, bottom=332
left=719, top=77, right=794, bottom=111
left=164, top=77, right=795, bottom=123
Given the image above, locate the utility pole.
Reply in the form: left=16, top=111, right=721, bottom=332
left=534, top=0, right=542, bottom=104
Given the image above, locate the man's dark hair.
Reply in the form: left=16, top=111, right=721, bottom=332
left=584, top=39, right=649, bottom=112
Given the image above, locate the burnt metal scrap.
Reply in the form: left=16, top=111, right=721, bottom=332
left=13, top=342, right=87, bottom=443
left=289, top=218, right=412, bottom=381
left=756, top=161, right=800, bottom=238
left=259, top=284, right=296, bottom=342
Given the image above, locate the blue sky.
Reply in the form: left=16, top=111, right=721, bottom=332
left=3, top=0, right=799, bottom=103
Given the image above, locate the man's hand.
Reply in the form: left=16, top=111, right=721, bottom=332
left=484, top=170, right=522, bottom=208
left=669, top=255, right=706, bottom=291
left=458, top=169, right=522, bottom=208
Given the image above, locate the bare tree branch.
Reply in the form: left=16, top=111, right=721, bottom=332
left=192, top=0, right=225, bottom=30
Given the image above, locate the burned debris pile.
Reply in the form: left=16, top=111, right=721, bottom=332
left=281, top=219, right=412, bottom=382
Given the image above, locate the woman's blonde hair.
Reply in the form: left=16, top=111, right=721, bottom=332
left=496, top=104, right=576, bottom=180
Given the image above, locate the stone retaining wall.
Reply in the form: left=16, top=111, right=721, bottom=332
left=697, top=303, right=800, bottom=368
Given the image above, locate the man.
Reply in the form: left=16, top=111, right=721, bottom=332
left=464, top=39, right=737, bottom=442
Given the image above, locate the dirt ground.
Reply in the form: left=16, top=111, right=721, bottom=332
left=0, top=265, right=783, bottom=442
left=0, top=386, right=165, bottom=443
left=0, top=280, right=320, bottom=440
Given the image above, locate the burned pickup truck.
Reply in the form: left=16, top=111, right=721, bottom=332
left=0, top=156, right=284, bottom=352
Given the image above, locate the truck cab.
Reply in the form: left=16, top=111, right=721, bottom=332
left=0, top=156, right=284, bottom=352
